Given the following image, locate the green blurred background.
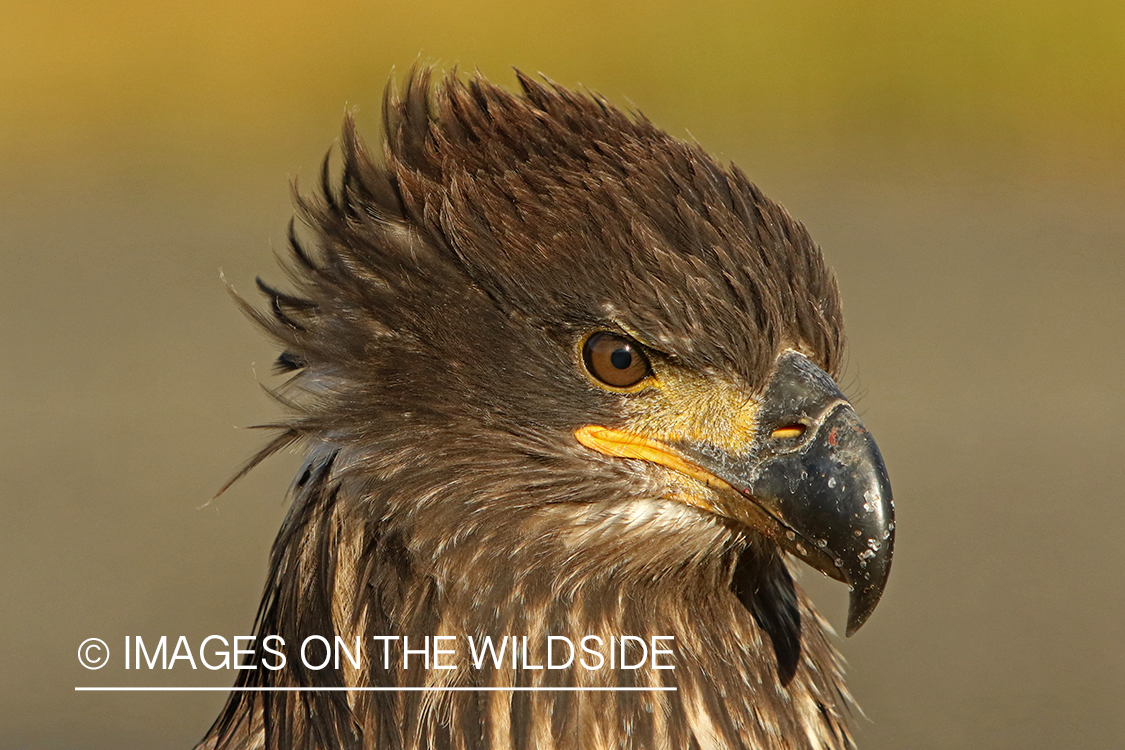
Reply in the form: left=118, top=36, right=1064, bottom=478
left=3, top=1, right=1123, bottom=748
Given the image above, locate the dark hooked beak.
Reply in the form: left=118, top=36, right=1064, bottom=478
left=677, top=350, right=895, bottom=636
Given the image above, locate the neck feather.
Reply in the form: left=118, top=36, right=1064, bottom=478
left=202, top=449, right=856, bottom=750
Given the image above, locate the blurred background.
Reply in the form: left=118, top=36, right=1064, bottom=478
left=3, top=1, right=1123, bottom=748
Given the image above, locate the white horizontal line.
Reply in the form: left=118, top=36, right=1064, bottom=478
left=76, top=686, right=677, bottom=692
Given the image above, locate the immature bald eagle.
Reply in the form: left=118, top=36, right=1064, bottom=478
left=201, top=69, right=893, bottom=750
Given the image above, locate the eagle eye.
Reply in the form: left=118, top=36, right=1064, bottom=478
left=582, top=332, right=652, bottom=389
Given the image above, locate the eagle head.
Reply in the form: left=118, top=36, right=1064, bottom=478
left=205, top=68, right=894, bottom=750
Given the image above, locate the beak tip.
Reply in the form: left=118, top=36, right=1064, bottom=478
left=844, top=598, right=872, bottom=637
left=844, top=564, right=891, bottom=636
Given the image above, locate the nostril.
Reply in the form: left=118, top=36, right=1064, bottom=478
left=770, top=424, right=807, bottom=440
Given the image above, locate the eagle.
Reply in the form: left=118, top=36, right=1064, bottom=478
left=199, top=69, right=894, bottom=750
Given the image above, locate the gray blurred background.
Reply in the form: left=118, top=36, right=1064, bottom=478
left=3, top=1, right=1123, bottom=748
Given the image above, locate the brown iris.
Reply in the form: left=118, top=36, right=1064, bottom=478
left=582, top=332, right=652, bottom=388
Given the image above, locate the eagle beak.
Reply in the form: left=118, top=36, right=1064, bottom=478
left=686, top=350, right=894, bottom=636
left=753, top=400, right=893, bottom=635
left=576, top=350, right=894, bottom=635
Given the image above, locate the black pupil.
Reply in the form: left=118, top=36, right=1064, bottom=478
left=610, top=348, right=632, bottom=370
